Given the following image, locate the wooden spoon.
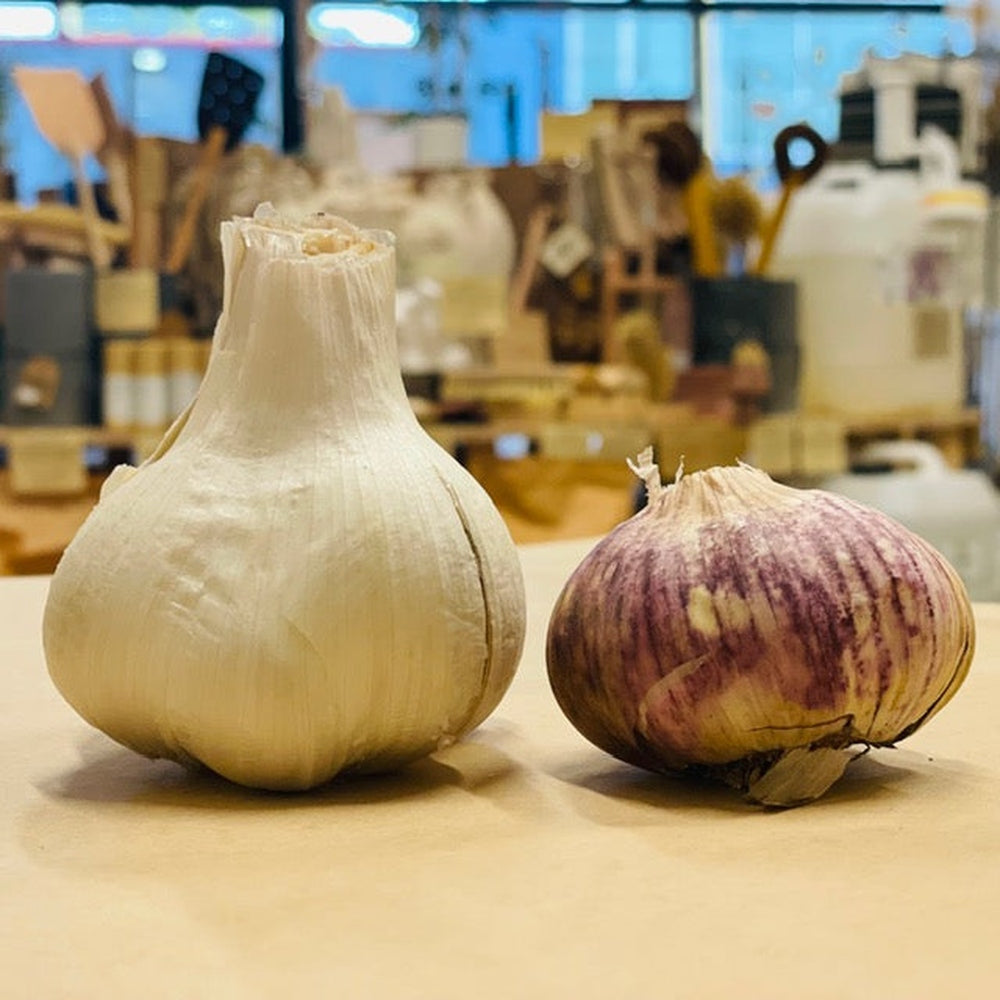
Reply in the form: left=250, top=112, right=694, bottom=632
left=13, top=66, right=112, bottom=271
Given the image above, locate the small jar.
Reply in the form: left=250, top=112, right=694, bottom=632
left=133, top=338, right=170, bottom=433
left=102, top=339, right=137, bottom=430
left=167, top=336, right=204, bottom=420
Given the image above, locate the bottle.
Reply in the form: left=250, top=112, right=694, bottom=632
left=102, top=338, right=136, bottom=431
left=167, top=336, right=204, bottom=420
left=133, top=338, right=170, bottom=433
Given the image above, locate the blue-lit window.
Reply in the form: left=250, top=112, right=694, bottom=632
left=562, top=9, right=693, bottom=109
left=307, top=6, right=692, bottom=165
left=702, top=10, right=977, bottom=182
left=1, top=3, right=281, bottom=201
left=0, top=2, right=981, bottom=201
left=308, top=6, right=568, bottom=165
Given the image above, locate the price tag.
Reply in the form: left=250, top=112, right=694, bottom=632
left=540, top=222, right=594, bottom=279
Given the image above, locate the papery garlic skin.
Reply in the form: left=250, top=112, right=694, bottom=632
left=546, top=461, right=974, bottom=804
left=44, top=206, right=525, bottom=791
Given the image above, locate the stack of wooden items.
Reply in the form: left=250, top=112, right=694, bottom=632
left=0, top=56, right=264, bottom=466
left=414, top=101, right=980, bottom=541
left=0, top=73, right=984, bottom=559
left=0, top=56, right=268, bottom=571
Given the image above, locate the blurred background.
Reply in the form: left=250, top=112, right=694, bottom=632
left=4, top=0, right=1000, bottom=606
left=0, top=1, right=987, bottom=189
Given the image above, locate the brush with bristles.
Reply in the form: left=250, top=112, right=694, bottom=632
left=710, top=175, right=764, bottom=276
left=614, top=308, right=676, bottom=403
left=645, top=122, right=722, bottom=277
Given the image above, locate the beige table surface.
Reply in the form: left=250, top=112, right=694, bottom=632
left=2, top=538, right=999, bottom=999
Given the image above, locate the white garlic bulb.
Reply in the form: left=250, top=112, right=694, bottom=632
left=546, top=452, right=975, bottom=806
left=44, top=205, right=526, bottom=791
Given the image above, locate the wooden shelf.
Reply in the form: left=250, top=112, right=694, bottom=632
left=842, top=407, right=981, bottom=468
left=600, top=246, right=680, bottom=361
left=0, top=424, right=162, bottom=453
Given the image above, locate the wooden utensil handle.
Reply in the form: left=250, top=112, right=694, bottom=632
left=164, top=125, right=228, bottom=275
left=754, top=182, right=795, bottom=277
left=131, top=208, right=161, bottom=270
left=686, top=170, right=721, bottom=279
left=72, top=157, right=112, bottom=271
left=131, top=137, right=167, bottom=269
left=508, top=204, right=553, bottom=316
left=102, top=150, right=133, bottom=230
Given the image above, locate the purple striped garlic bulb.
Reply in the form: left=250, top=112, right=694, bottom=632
left=546, top=451, right=975, bottom=807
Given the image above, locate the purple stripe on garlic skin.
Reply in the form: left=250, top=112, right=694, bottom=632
left=546, top=462, right=974, bottom=804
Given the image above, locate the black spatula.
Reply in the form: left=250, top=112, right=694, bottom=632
left=163, top=52, right=263, bottom=275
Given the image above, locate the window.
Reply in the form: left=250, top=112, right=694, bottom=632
left=0, top=2, right=977, bottom=201
left=702, top=8, right=976, bottom=183
left=1, top=3, right=281, bottom=200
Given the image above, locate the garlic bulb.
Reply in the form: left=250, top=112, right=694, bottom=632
left=44, top=205, right=526, bottom=791
left=546, top=451, right=974, bottom=806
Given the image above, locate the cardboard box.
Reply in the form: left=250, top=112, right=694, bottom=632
left=5, top=427, right=89, bottom=498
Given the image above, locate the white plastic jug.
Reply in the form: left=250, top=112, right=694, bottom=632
left=823, top=440, right=1000, bottom=601
left=396, top=171, right=516, bottom=339
left=772, top=161, right=968, bottom=417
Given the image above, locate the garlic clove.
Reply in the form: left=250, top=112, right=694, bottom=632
left=743, top=747, right=856, bottom=808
